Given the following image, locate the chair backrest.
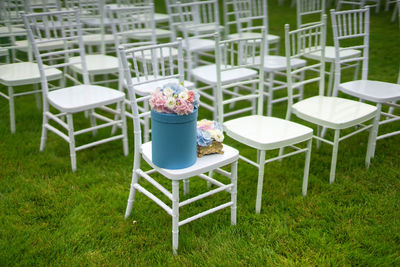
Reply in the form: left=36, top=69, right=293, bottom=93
left=107, top=4, right=157, bottom=47
left=21, top=10, right=89, bottom=97
left=284, top=17, right=326, bottom=119
left=296, top=0, right=326, bottom=28
left=176, top=0, right=220, bottom=37
left=232, top=0, right=270, bottom=53
left=215, top=31, right=266, bottom=124
left=65, top=0, right=109, bottom=54
left=0, top=0, right=28, bottom=49
left=117, top=0, right=152, bottom=5
left=222, top=0, right=236, bottom=37
left=118, top=40, right=185, bottom=156
left=164, top=0, right=192, bottom=40
left=27, top=0, right=61, bottom=13
left=331, top=7, right=370, bottom=96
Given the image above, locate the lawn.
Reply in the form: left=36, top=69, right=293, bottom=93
left=1, top=1, right=399, bottom=265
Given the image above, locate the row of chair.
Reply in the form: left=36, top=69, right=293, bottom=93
left=2, top=0, right=399, bottom=254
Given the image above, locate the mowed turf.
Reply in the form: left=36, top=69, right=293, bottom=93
left=0, top=1, right=399, bottom=265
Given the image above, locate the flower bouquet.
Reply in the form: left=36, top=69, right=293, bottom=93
left=149, top=82, right=200, bottom=169
left=149, top=82, right=200, bottom=115
left=196, top=119, right=224, bottom=157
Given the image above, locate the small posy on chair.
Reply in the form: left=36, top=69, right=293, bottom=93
left=197, top=119, right=225, bottom=157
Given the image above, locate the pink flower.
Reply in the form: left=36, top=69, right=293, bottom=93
left=197, top=119, right=214, bottom=130
left=149, top=90, right=168, bottom=113
left=173, top=99, right=194, bottom=115
left=187, top=91, right=194, bottom=102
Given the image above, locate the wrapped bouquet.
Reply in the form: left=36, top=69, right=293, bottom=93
left=196, top=119, right=224, bottom=157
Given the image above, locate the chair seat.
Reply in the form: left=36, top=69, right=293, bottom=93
left=227, top=32, right=280, bottom=43
left=69, top=54, right=119, bottom=75
left=182, top=38, right=215, bottom=52
left=0, top=26, right=26, bottom=35
left=128, top=28, right=171, bottom=40
left=339, top=80, right=400, bottom=103
left=14, top=39, right=65, bottom=52
left=292, top=96, right=377, bottom=129
left=249, top=55, right=307, bottom=72
left=0, top=48, right=8, bottom=56
left=48, top=84, right=125, bottom=113
left=141, top=142, right=239, bottom=180
left=127, top=76, right=195, bottom=96
left=81, top=17, right=117, bottom=27
left=224, top=115, right=313, bottom=150
left=154, top=12, right=170, bottom=23
left=0, top=62, right=62, bottom=86
left=177, top=23, right=224, bottom=35
left=191, top=64, right=257, bottom=85
left=304, top=46, right=361, bottom=62
left=82, top=34, right=116, bottom=45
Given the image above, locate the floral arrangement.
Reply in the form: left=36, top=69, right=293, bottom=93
left=196, top=119, right=225, bottom=157
left=149, top=82, right=200, bottom=115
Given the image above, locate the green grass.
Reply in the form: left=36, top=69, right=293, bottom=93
left=1, top=1, right=400, bottom=265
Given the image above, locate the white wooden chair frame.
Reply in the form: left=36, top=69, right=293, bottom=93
left=230, top=0, right=280, bottom=55
left=22, top=9, right=128, bottom=171
left=284, top=17, right=377, bottom=183
left=297, top=0, right=361, bottom=97
left=215, top=31, right=313, bottom=213
left=0, top=0, right=64, bottom=133
left=336, top=0, right=381, bottom=12
left=119, top=42, right=239, bottom=255
left=176, top=0, right=221, bottom=81
left=331, top=7, right=400, bottom=159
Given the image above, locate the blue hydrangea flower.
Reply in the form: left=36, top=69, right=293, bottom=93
left=162, top=82, right=185, bottom=97
left=197, top=128, right=212, bottom=147
left=213, top=121, right=223, bottom=131
left=193, top=91, right=200, bottom=108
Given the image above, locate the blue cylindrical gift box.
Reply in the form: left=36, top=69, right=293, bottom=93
left=151, top=108, right=198, bottom=169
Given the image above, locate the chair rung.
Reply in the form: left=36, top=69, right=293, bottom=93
left=75, top=134, right=123, bottom=151
left=74, top=120, right=121, bottom=136
left=179, top=202, right=233, bottom=227
left=179, top=184, right=233, bottom=207
left=136, top=169, right=173, bottom=200
left=45, top=124, right=70, bottom=142
left=134, top=184, right=173, bottom=215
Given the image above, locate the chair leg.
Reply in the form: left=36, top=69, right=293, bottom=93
left=267, top=72, right=274, bottom=117
left=8, top=86, right=15, bottom=133
left=329, top=129, right=340, bottom=184
left=89, top=109, right=97, bottom=136
left=34, top=84, right=41, bottom=110
left=120, top=101, right=129, bottom=156
left=207, top=171, right=213, bottom=188
left=66, top=113, right=77, bottom=172
left=183, top=179, right=189, bottom=195
left=40, top=111, right=48, bottom=151
left=255, top=150, right=266, bottom=214
left=231, top=161, right=238, bottom=225
left=299, top=70, right=305, bottom=100
left=172, top=180, right=179, bottom=255
left=366, top=104, right=381, bottom=166
left=302, top=138, right=312, bottom=196
left=327, top=62, right=335, bottom=96
left=316, top=125, right=322, bottom=149
left=125, top=168, right=140, bottom=218
left=111, top=102, right=121, bottom=135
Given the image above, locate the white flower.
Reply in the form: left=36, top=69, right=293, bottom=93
left=163, top=87, right=173, bottom=97
left=179, top=91, right=188, bottom=100
left=166, top=97, right=176, bottom=109
left=214, top=131, right=224, bottom=142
